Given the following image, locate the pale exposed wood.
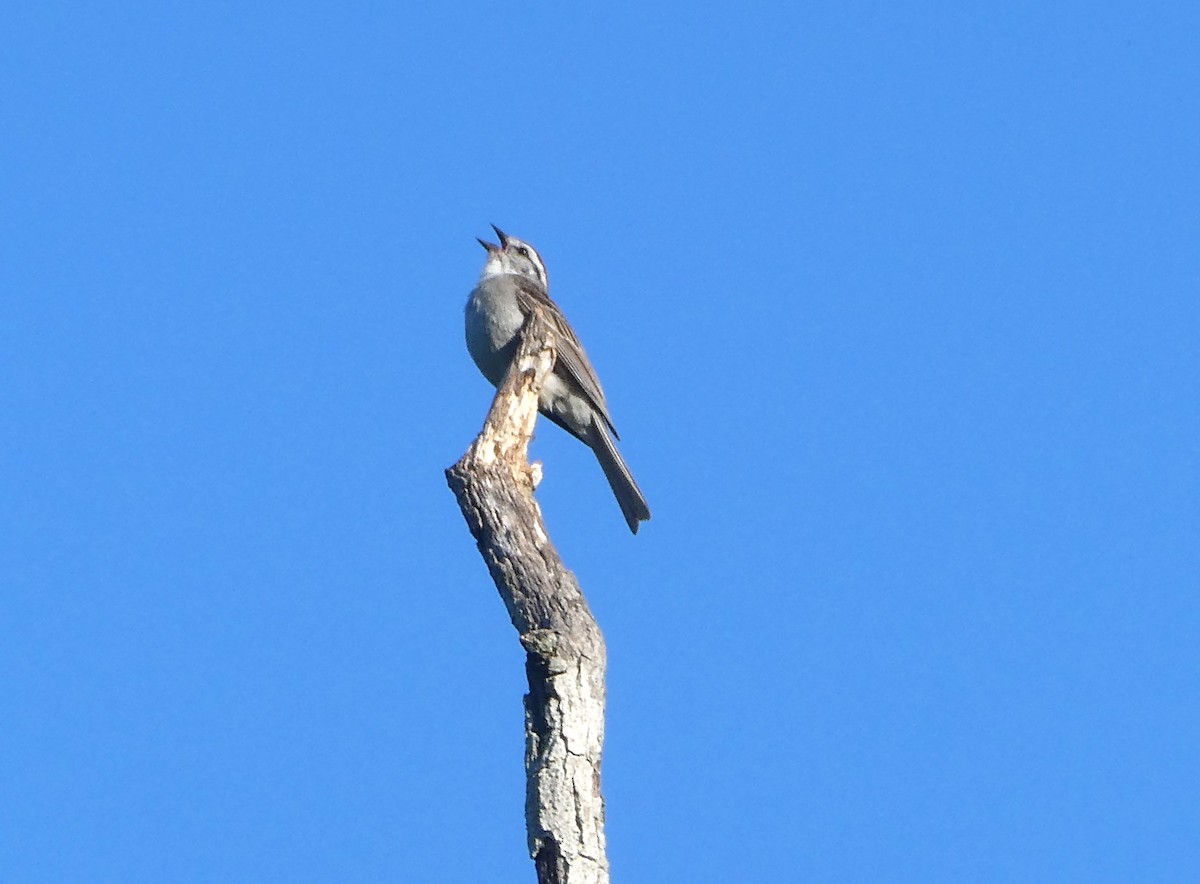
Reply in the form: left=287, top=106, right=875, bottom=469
left=446, top=311, right=610, bottom=884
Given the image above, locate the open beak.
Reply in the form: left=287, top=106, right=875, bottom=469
left=490, top=224, right=511, bottom=248
left=477, top=237, right=499, bottom=252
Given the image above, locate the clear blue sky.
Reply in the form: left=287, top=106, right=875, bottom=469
left=3, top=3, right=1197, bottom=881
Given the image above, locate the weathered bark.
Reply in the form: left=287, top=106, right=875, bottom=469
left=445, top=312, right=609, bottom=884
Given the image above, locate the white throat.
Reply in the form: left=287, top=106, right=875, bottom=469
left=478, top=255, right=508, bottom=281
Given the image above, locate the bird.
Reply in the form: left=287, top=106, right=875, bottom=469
left=465, top=225, right=651, bottom=533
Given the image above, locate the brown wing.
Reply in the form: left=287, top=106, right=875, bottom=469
left=512, top=277, right=619, bottom=436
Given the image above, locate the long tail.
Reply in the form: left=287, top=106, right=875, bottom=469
left=588, top=416, right=651, bottom=533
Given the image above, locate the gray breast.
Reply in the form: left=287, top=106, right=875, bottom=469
left=465, top=278, right=526, bottom=387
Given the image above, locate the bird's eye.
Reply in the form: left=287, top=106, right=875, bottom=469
left=516, top=246, right=529, bottom=258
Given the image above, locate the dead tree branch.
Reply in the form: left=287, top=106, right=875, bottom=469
left=445, top=311, right=610, bottom=884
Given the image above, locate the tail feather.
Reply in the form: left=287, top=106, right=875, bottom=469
left=588, top=417, right=651, bottom=533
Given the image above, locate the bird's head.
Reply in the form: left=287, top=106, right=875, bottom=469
left=477, top=225, right=549, bottom=289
